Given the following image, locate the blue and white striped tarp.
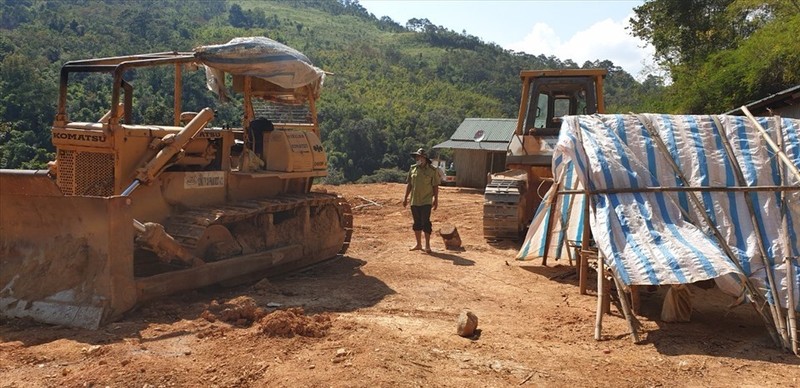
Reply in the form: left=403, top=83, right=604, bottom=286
left=518, top=114, right=800, bottom=310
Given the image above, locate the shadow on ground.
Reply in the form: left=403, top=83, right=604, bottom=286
left=0, top=255, right=394, bottom=347
left=427, top=251, right=475, bottom=266
left=517, top=263, right=585, bottom=288
left=632, top=286, right=800, bottom=365
left=485, top=239, right=523, bottom=251
left=517, top=260, right=800, bottom=364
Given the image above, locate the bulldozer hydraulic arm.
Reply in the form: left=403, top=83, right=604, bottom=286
left=135, top=107, right=214, bottom=184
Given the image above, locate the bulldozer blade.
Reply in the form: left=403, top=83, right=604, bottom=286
left=135, top=244, right=303, bottom=302
left=1, top=170, right=137, bottom=329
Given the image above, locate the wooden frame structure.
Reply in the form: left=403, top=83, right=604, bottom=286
left=538, top=108, right=800, bottom=354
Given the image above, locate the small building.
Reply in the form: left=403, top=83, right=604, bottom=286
left=433, top=118, right=516, bottom=188
left=726, top=84, right=800, bottom=118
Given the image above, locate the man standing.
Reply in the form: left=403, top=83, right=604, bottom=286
left=403, top=148, right=439, bottom=253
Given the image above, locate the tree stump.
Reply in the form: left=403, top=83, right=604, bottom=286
left=438, top=224, right=462, bottom=250
left=456, top=310, right=478, bottom=337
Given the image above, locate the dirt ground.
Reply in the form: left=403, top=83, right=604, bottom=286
left=2, top=183, right=799, bottom=387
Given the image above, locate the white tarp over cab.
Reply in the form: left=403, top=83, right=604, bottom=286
left=518, top=114, right=800, bottom=312
left=194, top=37, right=325, bottom=98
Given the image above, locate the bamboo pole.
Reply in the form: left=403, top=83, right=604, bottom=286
left=630, top=285, right=641, bottom=315
left=774, top=115, right=798, bottom=355
left=542, top=166, right=571, bottom=265
left=638, top=114, right=782, bottom=346
left=602, top=271, right=611, bottom=314
left=742, top=107, right=800, bottom=351
left=785, top=257, right=798, bottom=355
left=573, top=116, right=593, bottom=296
left=558, top=182, right=580, bottom=266
left=712, top=115, right=789, bottom=348
left=742, top=107, right=800, bottom=183
left=570, top=116, right=611, bottom=335
left=541, top=188, right=560, bottom=266
left=580, top=195, right=590, bottom=295
left=573, top=116, right=605, bottom=340
left=612, top=273, right=641, bottom=343
left=594, top=251, right=605, bottom=341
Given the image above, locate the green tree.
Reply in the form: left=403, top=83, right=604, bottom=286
left=228, top=4, right=250, bottom=28
left=630, top=0, right=738, bottom=68
left=631, top=0, right=800, bottom=113
left=324, top=117, right=387, bottom=181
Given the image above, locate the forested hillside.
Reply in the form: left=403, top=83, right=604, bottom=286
left=630, top=0, right=800, bottom=113
left=0, top=0, right=796, bottom=182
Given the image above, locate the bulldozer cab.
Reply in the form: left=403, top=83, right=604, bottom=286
left=507, top=69, right=606, bottom=167
left=525, top=77, right=600, bottom=134
left=483, top=69, right=606, bottom=241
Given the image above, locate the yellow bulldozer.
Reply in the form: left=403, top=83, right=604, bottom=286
left=483, top=69, right=606, bottom=240
left=0, top=37, right=352, bottom=329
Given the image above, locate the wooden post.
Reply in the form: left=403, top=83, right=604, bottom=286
left=744, top=112, right=800, bottom=352
left=559, top=189, right=580, bottom=266
left=785, top=257, right=798, bottom=355
left=630, top=285, right=641, bottom=316
left=774, top=115, right=798, bottom=355
left=602, top=270, right=611, bottom=314
left=541, top=189, right=560, bottom=266
left=612, top=274, right=641, bottom=343
left=567, top=240, right=579, bottom=272
left=574, top=116, right=593, bottom=296
left=567, top=241, right=575, bottom=267
left=438, top=224, right=462, bottom=250
left=594, top=251, right=605, bottom=341
left=579, top=195, right=590, bottom=295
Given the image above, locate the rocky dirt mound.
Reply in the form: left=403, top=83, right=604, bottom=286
left=200, top=296, right=267, bottom=326
left=198, top=297, right=332, bottom=338
left=257, top=307, right=332, bottom=338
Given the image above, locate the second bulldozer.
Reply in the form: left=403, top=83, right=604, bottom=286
left=483, top=69, right=606, bottom=240
left=0, top=37, right=352, bottom=329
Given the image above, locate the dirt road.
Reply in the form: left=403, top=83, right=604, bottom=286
left=1, top=183, right=798, bottom=387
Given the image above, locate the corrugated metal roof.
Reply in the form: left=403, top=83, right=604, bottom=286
left=433, top=139, right=508, bottom=151
left=725, top=84, right=800, bottom=115
left=433, top=118, right=516, bottom=150
left=449, top=118, right=517, bottom=142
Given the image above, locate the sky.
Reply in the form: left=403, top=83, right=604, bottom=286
left=359, top=0, right=657, bottom=80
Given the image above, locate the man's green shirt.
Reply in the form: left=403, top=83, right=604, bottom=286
left=407, top=164, right=439, bottom=206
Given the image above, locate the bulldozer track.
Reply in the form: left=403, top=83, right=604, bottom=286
left=163, top=193, right=353, bottom=256
left=483, top=177, right=525, bottom=241
left=335, top=196, right=353, bottom=254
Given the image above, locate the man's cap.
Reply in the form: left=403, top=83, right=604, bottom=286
left=410, top=148, right=431, bottom=163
